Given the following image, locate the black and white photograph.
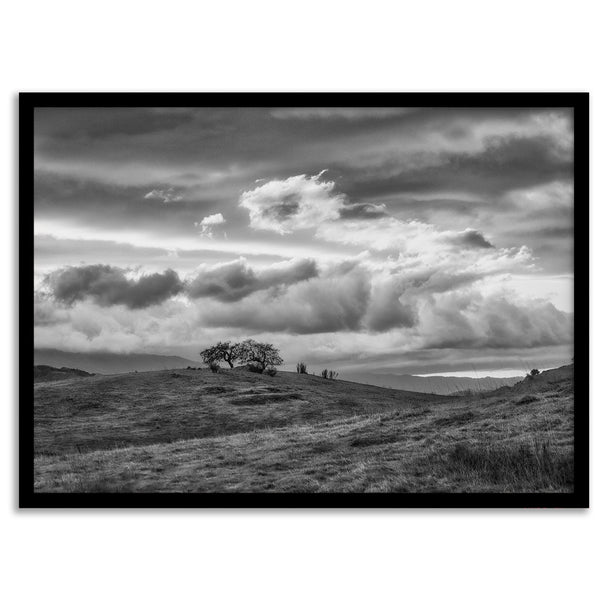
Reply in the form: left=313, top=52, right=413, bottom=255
left=22, top=94, right=588, bottom=507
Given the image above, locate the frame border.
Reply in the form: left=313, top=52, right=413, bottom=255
left=20, top=92, right=589, bottom=509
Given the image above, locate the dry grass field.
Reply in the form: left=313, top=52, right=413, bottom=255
left=33, top=365, right=574, bottom=493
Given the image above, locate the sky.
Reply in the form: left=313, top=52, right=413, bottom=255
left=33, top=105, right=574, bottom=377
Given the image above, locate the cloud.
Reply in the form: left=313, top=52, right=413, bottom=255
left=240, top=173, right=345, bottom=234
left=200, top=263, right=371, bottom=334
left=238, top=175, right=503, bottom=260
left=187, top=257, right=318, bottom=302
left=448, top=229, right=494, bottom=249
left=144, top=188, right=184, bottom=203
left=419, top=291, right=573, bottom=350
left=36, top=107, right=195, bottom=140
left=239, top=174, right=391, bottom=234
left=363, top=279, right=417, bottom=332
left=338, top=202, right=388, bottom=220
left=46, top=264, right=184, bottom=309
left=342, top=133, right=573, bottom=201
left=270, top=108, right=416, bottom=121
left=196, top=212, right=226, bottom=237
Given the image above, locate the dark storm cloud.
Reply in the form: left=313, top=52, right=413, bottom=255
left=187, top=258, right=318, bottom=302
left=47, top=264, right=184, bottom=309
left=34, top=107, right=562, bottom=184
left=451, top=229, right=494, bottom=249
left=35, top=107, right=196, bottom=140
left=338, top=202, right=388, bottom=220
left=201, top=265, right=372, bottom=334
left=341, top=134, right=573, bottom=201
left=421, top=294, right=572, bottom=351
left=364, top=286, right=417, bottom=331
left=46, top=259, right=319, bottom=308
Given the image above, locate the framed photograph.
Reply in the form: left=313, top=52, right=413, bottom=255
left=20, top=93, right=588, bottom=508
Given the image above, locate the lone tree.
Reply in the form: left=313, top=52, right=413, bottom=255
left=238, top=339, right=283, bottom=373
left=200, top=341, right=240, bottom=369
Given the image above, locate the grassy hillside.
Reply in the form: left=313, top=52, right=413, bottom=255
left=34, top=369, right=442, bottom=455
left=33, top=366, right=574, bottom=493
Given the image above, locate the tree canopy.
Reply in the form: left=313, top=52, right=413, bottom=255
left=199, top=341, right=240, bottom=368
left=237, top=339, right=283, bottom=372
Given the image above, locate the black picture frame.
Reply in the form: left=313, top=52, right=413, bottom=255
left=20, top=92, right=589, bottom=509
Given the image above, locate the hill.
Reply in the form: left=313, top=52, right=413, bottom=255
left=33, top=365, right=574, bottom=493
left=33, top=348, right=202, bottom=374
left=34, top=365, right=94, bottom=383
left=34, top=368, right=442, bottom=455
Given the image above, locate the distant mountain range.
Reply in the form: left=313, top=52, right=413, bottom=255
left=342, top=373, right=523, bottom=395
left=34, top=364, right=95, bottom=383
left=34, top=349, right=202, bottom=374
left=34, top=348, right=523, bottom=394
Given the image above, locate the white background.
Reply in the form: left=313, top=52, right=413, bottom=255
left=1, top=1, right=597, bottom=598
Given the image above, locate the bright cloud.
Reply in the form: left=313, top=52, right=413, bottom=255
left=195, top=212, right=226, bottom=237
left=144, top=188, right=184, bottom=203
left=239, top=172, right=344, bottom=234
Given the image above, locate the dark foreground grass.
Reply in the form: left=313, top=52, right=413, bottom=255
left=33, top=365, right=575, bottom=493
left=432, top=440, right=573, bottom=491
left=34, top=387, right=574, bottom=493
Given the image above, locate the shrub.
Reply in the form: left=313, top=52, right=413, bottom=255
left=321, top=369, right=338, bottom=380
left=208, top=362, right=220, bottom=373
left=247, top=362, right=264, bottom=374
left=265, top=367, right=278, bottom=377
left=296, top=362, right=308, bottom=374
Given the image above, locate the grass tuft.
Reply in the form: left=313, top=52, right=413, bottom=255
left=441, top=439, right=573, bottom=491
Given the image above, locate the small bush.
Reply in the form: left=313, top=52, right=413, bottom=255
left=265, top=367, right=278, bottom=377
left=247, top=362, right=264, bottom=373
left=208, top=362, right=220, bottom=373
left=321, top=369, right=338, bottom=380
left=297, top=362, right=307, bottom=374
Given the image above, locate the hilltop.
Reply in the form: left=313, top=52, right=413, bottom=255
left=33, top=365, right=574, bottom=493
left=34, top=348, right=522, bottom=393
